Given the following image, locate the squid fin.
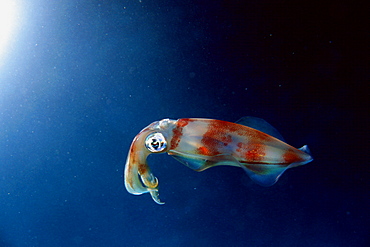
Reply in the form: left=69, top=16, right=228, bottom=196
left=240, top=163, right=296, bottom=186
left=236, top=116, right=285, bottom=142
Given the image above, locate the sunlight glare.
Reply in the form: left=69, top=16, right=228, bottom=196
left=0, top=1, right=18, bottom=61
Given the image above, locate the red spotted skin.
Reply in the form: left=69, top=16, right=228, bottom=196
left=124, top=117, right=313, bottom=204
left=170, top=118, right=193, bottom=149
left=236, top=142, right=266, bottom=163
left=170, top=119, right=310, bottom=166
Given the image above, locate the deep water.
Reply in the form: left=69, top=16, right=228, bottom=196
left=0, top=0, right=368, bottom=246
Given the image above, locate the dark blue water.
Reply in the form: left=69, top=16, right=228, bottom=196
left=0, top=0, right=368, bottom=246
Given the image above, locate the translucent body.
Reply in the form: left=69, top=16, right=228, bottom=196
left=124, top=118, right=313, bottom=204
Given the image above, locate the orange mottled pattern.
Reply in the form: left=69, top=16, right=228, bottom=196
left=171, top=118, right=193, bottom=149
left=282, top=149, right=304, bottom=163
left=205, top=120, right=273, bottom=162
left=196, top=120, right=235, bottom=156
left=197, top=146, right=213, bottom=156
left=177, top=118, right=193, bottom=127
left=209, top=120, right=270, bottom=142
left=126, top=171, right=133, bottom=186
left=236, top=142, right=266, bottom=162
left=128, top=144, right=140, bottom=168
left=138, top=163, right=147, bottom=175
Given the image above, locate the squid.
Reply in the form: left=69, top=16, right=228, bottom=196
left=124, top=117, right=313, bottom=204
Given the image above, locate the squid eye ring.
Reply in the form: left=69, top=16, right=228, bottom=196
left=145, top=132, right=167, bottom=153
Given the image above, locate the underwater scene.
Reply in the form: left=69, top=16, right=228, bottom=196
left=0, top=0, right=368, bottom=246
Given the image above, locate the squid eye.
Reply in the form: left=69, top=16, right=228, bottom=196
left=145, top=132, right=167, bottom=153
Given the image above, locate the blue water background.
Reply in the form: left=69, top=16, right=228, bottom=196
left=0, top=0, right=368, bottom=246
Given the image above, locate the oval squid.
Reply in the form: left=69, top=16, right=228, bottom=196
left=124, top=117, right=313, bottom=204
